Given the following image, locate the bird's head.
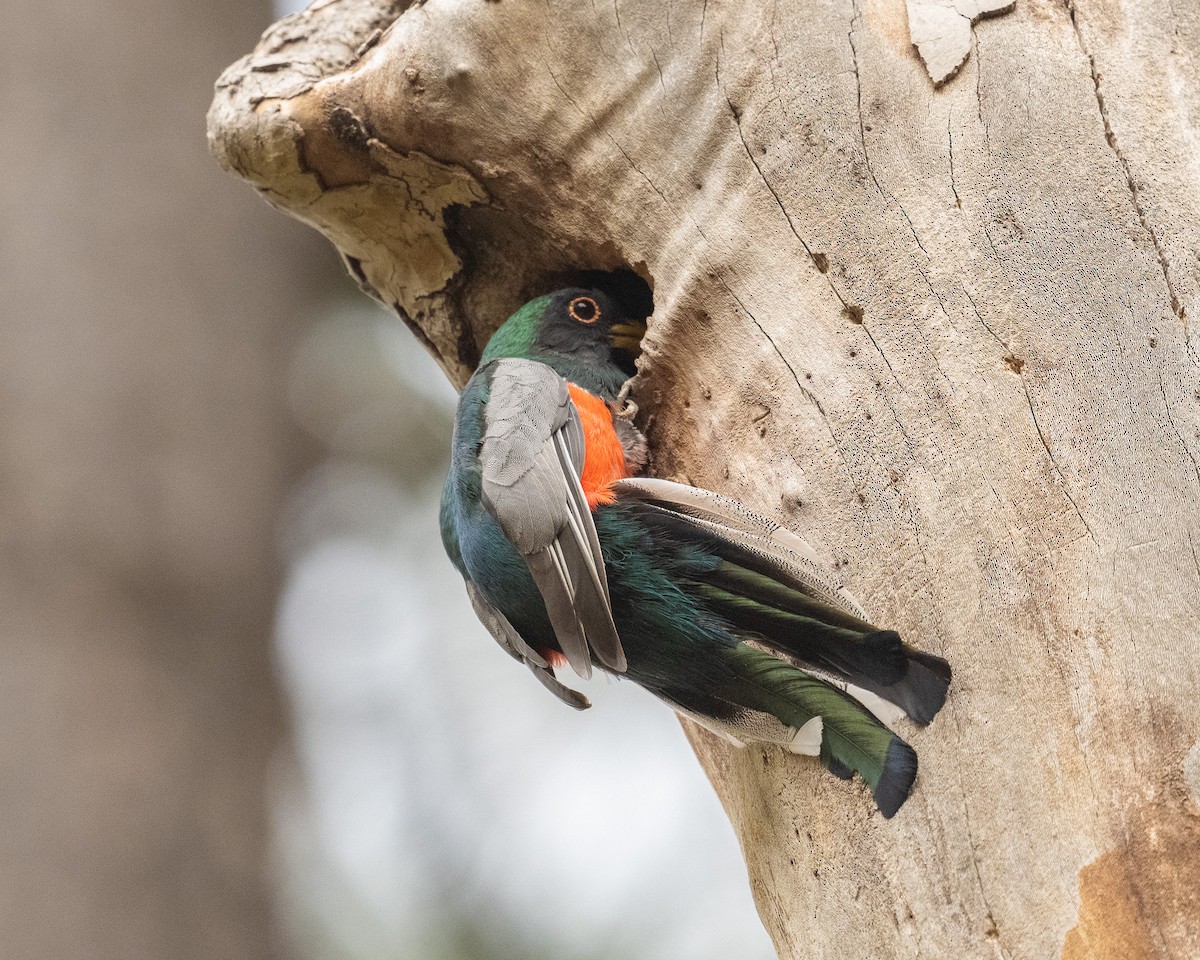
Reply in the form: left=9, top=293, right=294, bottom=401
left=480, top=288, right=647, bottom=398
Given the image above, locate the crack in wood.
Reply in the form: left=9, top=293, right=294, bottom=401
left=1018, top=377, right=1098, bottom=545
left=944, top=692, right=1013, bottom=960
left=715, top=30, right=905, bottom=382
left=1156, top=369, right=1200, bottom=491
left=948, top=118, right=963, bottom=209
left=1064, top=1, right=1186, bottom=325
left=848, top=4, right=941, bottom=273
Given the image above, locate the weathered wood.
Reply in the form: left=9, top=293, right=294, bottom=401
left=210, top=1, right=1200, bottom=956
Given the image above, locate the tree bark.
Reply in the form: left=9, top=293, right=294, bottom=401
left=209, top=1, right=1200, bottom=957
left=1, top=2, right=325, bottom=957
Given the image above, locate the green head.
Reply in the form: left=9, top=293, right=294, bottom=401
left=481, top=288, right=647, bottom=399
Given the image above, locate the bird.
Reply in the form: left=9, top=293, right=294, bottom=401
left=439, top=287, right=950, bottom=818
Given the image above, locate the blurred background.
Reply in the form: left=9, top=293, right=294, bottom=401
left=0, top=1, right=774, bottom=957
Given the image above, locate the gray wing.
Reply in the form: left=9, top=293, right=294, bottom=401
left=479, top=358, right=627, bottom=679
left=610, top=476, right=869, bottom=619
left=465, top=580, right=590, bottom=710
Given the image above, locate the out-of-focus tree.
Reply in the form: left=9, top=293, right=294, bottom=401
left=0, top=2, right=325, bottom=958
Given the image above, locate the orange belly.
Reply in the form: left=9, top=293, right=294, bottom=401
left=567, top=383, right=629, bottom=509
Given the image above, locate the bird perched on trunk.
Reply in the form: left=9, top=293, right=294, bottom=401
left=439, top=288, right=950, bottom=817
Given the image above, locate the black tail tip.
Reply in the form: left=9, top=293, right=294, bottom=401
left=895, top=652, right=953, bottom=727
left=910, top=648, right=952, bottom=682
left=874, top=737, right=918, bottom=819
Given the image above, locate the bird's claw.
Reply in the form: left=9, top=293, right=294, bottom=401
left=612, top=380, right=638, bottom=420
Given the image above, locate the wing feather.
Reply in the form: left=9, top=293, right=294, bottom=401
left=613, top=477, right=867, bottom=619
left=480, top=358, right=626, bottom=678
left=465, top=579, right=547, bottom=667
left=465, top=579, right=590, bottom=710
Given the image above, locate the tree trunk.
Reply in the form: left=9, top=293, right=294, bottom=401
left=1, top=2, right=324, bottom=957
left=208, top=1, right=1200, bottom=957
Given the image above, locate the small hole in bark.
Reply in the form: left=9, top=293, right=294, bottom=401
left=849, top=349, right=858, bottom=358
left=1149, top=337, right=1158, bottom=348
left=327, top=106, right=372, bottom=153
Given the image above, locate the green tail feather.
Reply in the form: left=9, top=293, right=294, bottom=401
left=702, top=561, right=950, bottom=726
left=701, top=578, right=905, bottom=684
left=709, top=561, right=883, bottom=634
left=729, top=645, right=918, bottom=818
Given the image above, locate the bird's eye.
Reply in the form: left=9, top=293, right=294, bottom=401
left=568, top=296, right=601, bottom=324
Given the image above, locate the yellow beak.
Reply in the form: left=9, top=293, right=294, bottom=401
left=608, top=320, right=648, bottom=356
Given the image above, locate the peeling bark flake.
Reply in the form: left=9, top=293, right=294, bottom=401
left=906, top=0, right=1015, bottom=86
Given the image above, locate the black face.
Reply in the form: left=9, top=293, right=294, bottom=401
left=533, top=288, right=644, bottom=377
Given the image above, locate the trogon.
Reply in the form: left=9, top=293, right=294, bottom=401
left=439, top=288, right=950, bottom=817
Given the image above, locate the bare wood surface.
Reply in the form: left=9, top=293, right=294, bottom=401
left=210, top=1, right=1200, bottom=956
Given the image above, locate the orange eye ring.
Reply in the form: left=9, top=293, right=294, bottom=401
left=568, top=296, right=601, bottom=324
